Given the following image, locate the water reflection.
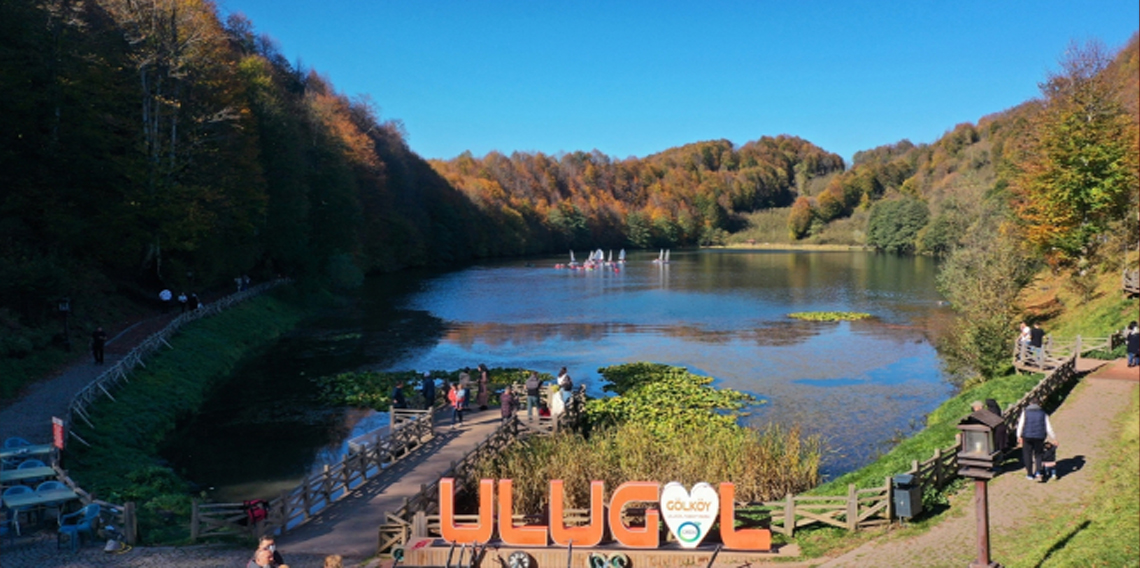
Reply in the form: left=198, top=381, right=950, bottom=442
left=165, top=249, right=954, bottom=499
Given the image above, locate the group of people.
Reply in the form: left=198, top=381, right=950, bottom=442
left=407, top=365, right=577, bottom=429
left=1016, top=321, right=1046, bottom=362
left=160, top=288, right=201, bottom=314
left=246, top=535, right=343, bottom=568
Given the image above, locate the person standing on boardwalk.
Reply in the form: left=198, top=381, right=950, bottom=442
left=447, top=383, right=465, bottom=428
left=500, top=386, right=518, bottom=424
left=477, top=363, right=490, bottom=410
left=1126, top=321, right=1139, bottom=367
left=556, top=367, right=573, bottom=404
left=458, top=370, right=472, bottom=410
left=525, top=371, right=542, bottom=420
left=1029, top=322, right=1046, bottom=363
left=91, top=326, right=107, bottom=364
left=391, top=381, right=407, bottom=409
left=1017, top=397, right=1057, bottom=482
left=421, top=371, right=436, bottom=409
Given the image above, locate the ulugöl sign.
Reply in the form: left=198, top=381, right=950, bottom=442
left=439, top=478, right=771, bottom=551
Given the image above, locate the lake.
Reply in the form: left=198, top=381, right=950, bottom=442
left=163, top=249, right=955, bottom=501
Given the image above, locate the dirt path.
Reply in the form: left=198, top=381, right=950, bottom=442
left=818, top=363, right=1138, bottom=567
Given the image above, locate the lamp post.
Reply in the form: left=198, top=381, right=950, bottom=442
left=58, top=297, right=72, bottom=351
left=957, top=413, right=1004, bottom=568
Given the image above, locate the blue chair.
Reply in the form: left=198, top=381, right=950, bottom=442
left=17, top=459, right=46, bottom=469
left=58, top=503, right=99, bottom=551
left=2, top=485, right=32, bottom=535
left=35, top=481, right=66, bottom=523
left=3, top=437, right=31, bottom=449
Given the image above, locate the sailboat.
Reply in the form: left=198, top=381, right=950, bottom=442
left=618, top=249, right=626, bottom=263
left=607, top=250, right=613, bottom=265
left=652, top=249, right=670, bottom=264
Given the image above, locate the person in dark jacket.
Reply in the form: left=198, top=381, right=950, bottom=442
left=1028, top=322, right=1046, bottom=363
left=1126, top=321, right=1139, bottom=367
left=91, top=326, right=107, bottom=364
left=500, top=387, right=518, bottom=424
left=525, top=371, right=542, bottom=420
left=420, top=371, right=436, bottom=410
left=391, top=381, right=407, bottom=409
left=1017, top=397, right=1057, bottom=482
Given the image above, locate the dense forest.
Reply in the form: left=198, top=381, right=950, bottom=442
left=1, top=0, right=1136, bottom=388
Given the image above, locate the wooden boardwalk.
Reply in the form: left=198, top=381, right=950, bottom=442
left=278, top=406, right=508, bottom=558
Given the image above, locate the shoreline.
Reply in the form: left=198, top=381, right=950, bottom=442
left=710, top=243, right=872, bottom=251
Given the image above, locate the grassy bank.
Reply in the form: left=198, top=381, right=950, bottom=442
left=67, top=290, right=311, bottom=543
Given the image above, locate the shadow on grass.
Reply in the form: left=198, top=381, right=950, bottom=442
left=1032, top=519, right=1091, bottom=568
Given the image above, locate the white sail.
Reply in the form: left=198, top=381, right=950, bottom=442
left=570, top=250, right=576, bottom=263
left=608, top=250, right=613, bottom=263
left=665, top=249, right=671, bottom=263
left=619, top=249, right=626, bottom=262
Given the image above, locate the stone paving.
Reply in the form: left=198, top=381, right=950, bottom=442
left=0, top=532, right=372, bottom=567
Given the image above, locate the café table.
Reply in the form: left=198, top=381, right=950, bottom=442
left=0, top=444, right=54, bottom=462
left=0, top=466, right=56, bottom=486
left=2, top=487, right=79, bottom=535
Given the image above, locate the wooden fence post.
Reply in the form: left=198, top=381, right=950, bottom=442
left=1074, top=335, right=1082, bottom=362
left=783, top=493, right=795, bottom=537
left=190, top=499, right=200, bottom=542
left=933, top=448, right=943, bottom=488
left=124, top=502, right=137, bottom=544
left=884, top=477, right=894, bottom=522
left=413, top=510, right=427, bottom=537
left=846, top=484, right=858, bottom=531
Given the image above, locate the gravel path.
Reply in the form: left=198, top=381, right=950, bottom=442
left=818, top=363, right=1138, bottom=567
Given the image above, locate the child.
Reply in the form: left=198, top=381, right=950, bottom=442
left=1041, top=441, right=1058, bottom=481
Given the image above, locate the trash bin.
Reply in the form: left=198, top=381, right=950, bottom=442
left=892, top=474, right=923, bottom=519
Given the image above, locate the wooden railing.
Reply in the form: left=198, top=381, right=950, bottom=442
left=191, top=409, right=434, bottom=541
left=1124, top=269, right=1139, bottom=296
left=376, top=386, right=587, bottom=554
left=65, top=279, right=289, bottom=447
left=1012, top=333, right=1117, bottom=372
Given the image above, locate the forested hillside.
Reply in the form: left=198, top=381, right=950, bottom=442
left=2, top=1, right=1135, bottom=392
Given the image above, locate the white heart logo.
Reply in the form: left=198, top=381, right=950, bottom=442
left=659, top=482, right=719, bottom=549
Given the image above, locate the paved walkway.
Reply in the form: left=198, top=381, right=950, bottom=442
left=281, top=407, right=508, bottom=559
left=818, top=362, right=1138, bottom=567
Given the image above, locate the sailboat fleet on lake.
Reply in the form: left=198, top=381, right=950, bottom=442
left=553, top=248, right=669, bottom=270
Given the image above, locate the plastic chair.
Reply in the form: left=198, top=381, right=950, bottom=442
left=2, top=485, right=33, bottom=536
left=17, top=459, right=46, bottom=469
left=3, top=437, right=31, bottom=449
left=58, top=503, right=99, bottom=551
left=35, top=481, right=66, bottom=523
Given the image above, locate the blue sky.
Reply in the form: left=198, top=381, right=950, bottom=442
left=218, top=1, right=1138, bottom=164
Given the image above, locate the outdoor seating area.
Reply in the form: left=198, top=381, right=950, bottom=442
left=1, top=437, right=81, bottom=545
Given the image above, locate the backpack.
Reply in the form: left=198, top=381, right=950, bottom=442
left=243, top=499, right=269, bottom=525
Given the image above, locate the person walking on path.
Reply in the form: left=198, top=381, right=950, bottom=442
left=476, top=364, right=490, bottom=410
left=447, top=383, right=465, bottom=428
left=159, top=288, right=173, bottom=313
left=525, top=371, right=542, bottom=420
left=1017, top=397, right=1057, bottom=482
left=556, top=367, right=573, bottom=404
left=1126, top=321, right=1139, bottom=367
left=178, top=292, right=188, bottom=313
left=420, top=371, right=436, bottom=410
left=90, top=326, right=107, bottom=364
left=500, top=386, right=518, bottom=424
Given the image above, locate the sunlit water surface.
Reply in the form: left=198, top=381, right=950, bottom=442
left=164, top=250, right=954, bottom=501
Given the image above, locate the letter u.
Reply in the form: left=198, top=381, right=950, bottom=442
left=499, top=479, right=548, bottom=546
left=549, top=480, right=604, bottom=547
left=440, top=478, right=494, bottom=544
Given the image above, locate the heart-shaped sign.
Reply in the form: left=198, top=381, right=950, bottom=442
left=659, top=482, right=719, bottom=549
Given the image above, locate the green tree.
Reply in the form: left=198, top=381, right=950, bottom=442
left=1010, top=40, right=1139, bottom=268
left=936, top=213, right=1037, bottom=383
left=866, top=198, right=929, bottom=253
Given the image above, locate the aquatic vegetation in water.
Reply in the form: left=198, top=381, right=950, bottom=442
left=787, top=311, right=872, bottom=322
left=314, top=367, right=541, bottom=410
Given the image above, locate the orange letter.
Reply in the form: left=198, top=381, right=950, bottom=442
left=499, top=479, right=548, bottom=546
left=608, top=482, right=659, bottom=548
left=440, top=478, right=494, bottom=544
left=718, top=483, right=771, bottom=551
left=549, top=480, right=604, bottom=547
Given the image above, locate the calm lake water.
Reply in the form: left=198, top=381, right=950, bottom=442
left=163, top=249, right=955, bottom=501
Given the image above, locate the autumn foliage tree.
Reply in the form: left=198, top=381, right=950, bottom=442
left=1009, top=40, right=1139, bottom=268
